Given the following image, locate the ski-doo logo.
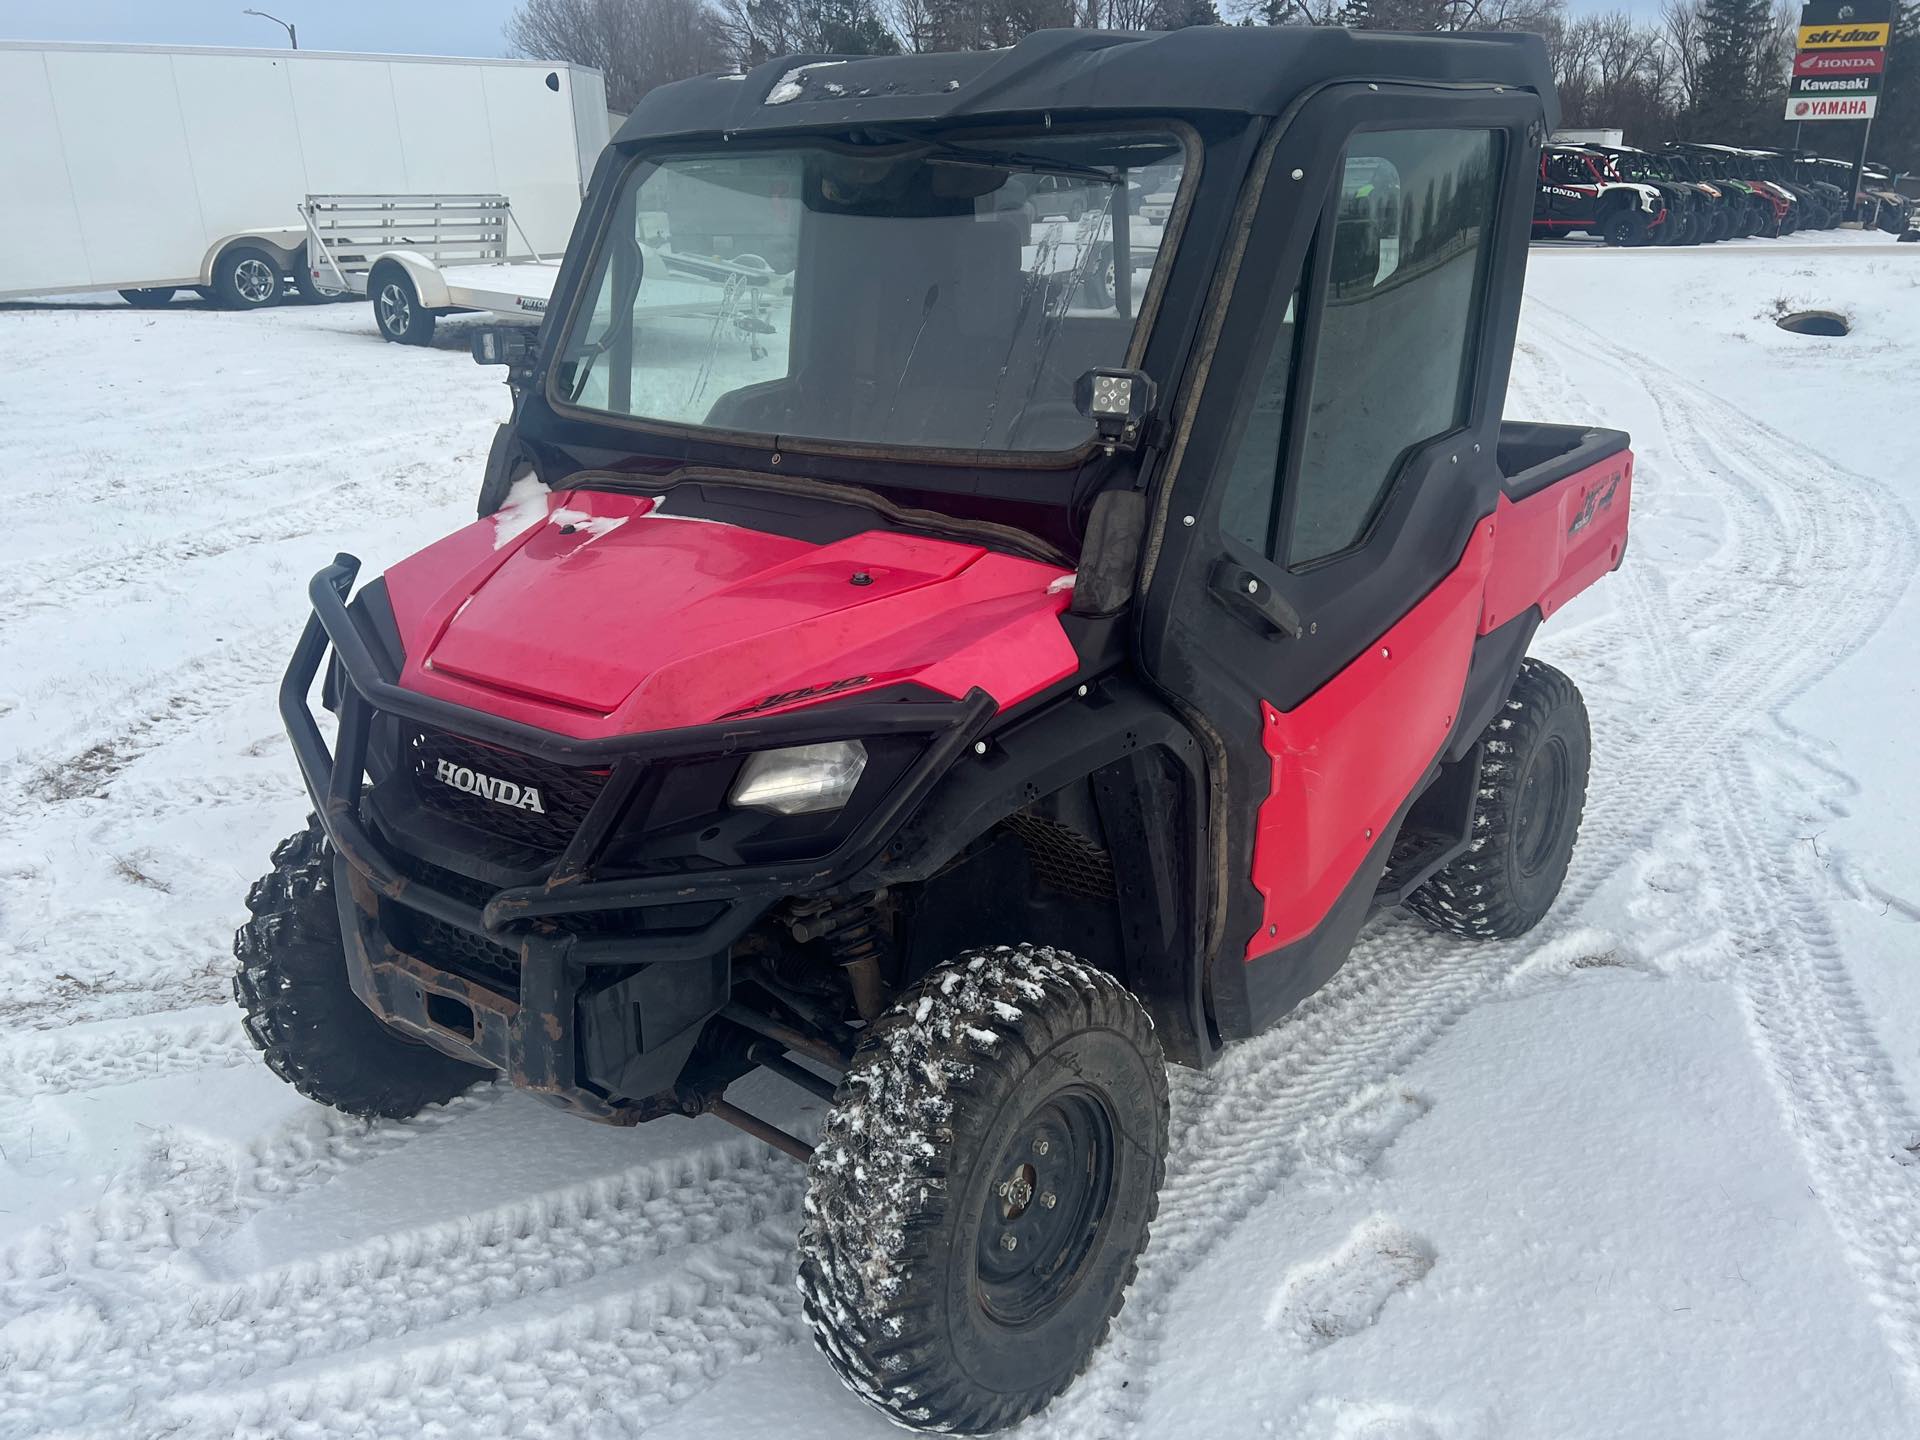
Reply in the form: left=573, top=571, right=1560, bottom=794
left=435, top=758, right=547, bottom=813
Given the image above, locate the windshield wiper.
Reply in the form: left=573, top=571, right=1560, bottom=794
left=872, top=129, right=1123, bottom=187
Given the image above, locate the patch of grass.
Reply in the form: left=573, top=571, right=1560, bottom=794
left=113, top=854, right=173, bottom=893
left=30, top=737, right=133, bottom=802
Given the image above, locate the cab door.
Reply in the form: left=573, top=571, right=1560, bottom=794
left=1136, top=84, right=1542, bottom=1039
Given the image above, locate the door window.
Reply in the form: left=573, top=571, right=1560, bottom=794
left=1545, top=152, right=1591, bottom=185
left=1219, top=291, right=1299, bottom=552
left=1287, top=127, right=1502, bottom=565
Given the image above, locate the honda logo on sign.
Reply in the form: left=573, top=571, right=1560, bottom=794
left=1794, top=48, right=1886, bottom=77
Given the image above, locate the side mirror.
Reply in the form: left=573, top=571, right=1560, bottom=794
left=471, top=325, right=540, bottom=368
left=1073, top=367, right=1156, bottom=453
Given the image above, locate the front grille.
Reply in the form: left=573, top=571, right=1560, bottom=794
left=403, top=723, right=607, bottom=855
left=383, top=852, right=522, bottom=995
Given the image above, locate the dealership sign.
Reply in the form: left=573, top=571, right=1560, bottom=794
left=1786, top=0, right=1889, bottom=120
left=1793, top=48, right=1886, bottom=77
left=1785, top=95, right=1879, bottom=118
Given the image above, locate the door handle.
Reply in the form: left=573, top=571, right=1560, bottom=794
left=1209, top=559, right=1305, bottom=639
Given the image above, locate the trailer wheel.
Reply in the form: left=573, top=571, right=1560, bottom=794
left=288, top=248, right=339, bottom=305
left=372, top=266, right=436, bottom=345
left=1406, top=660, right=1590, bottom=941
left=212, top=245, right=284, bottom=309
left=119, top=288, right=177, bottom=308
left=798, top=945, right=1168, bottom=1434
left=233, top=817, right=489, bottom=1118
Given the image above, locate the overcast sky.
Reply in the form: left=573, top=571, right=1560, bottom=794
left=5, top=0, right=1676, bottom=59
left=1, top=1, right=528, bottom=57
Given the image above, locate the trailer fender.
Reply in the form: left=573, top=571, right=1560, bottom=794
left=370, top=251, right=456, bottom=311
left=200, top=230, right=306, bottom=287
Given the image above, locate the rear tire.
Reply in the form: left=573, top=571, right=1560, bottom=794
left=120, top=288, right=176, bottom=308
left=233, top=816, right=487, bottom=1118
left=211, top=245, right=284, bottom=309
left=798, top=945, right=1168, bottom=1434
left=372, top=266, right=436, bottom=345
left=1406, top=659, right=1590, bottom=941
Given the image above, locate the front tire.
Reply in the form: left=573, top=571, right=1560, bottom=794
left=233, top=816, right=487, bottom=1118
left=372, top=266, right=436, bottom=345
left=1600, top=207, right=1647, bottom=247
left=798, top=946, right=1169, bottom=1434
left=1406, top=659, right=1591, bottom=941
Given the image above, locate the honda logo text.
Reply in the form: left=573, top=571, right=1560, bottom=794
left=435, top=758, right=547, bottom=813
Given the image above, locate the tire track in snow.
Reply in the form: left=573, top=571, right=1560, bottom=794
left=0, top=631, right=288, bottom=806
left=0, top=1010, right=250, bottom=1101
left=0, top=1139, right=802, bottom=1438
left=0, top=431, right=475, bottom=631
left=1525, top=301, right=1920, bottom=1396
left=0, top=1085, right=511, bottom=1327
left=1051, top=308, right=1920, bottom=1436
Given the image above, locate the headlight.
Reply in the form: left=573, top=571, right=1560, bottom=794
left=728, top=740, right=868, bottom=815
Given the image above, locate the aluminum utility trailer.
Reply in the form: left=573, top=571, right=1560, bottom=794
left=304, top=192, right=782, bottom=347
left=302, top=193, right=565, bottom=345
left=1, top=44, right=607, bottom=308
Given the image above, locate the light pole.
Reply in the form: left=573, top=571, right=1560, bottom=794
left=242, top=9, right=298, bottom=48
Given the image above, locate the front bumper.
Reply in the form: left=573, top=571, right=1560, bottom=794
left=284, top=554, right=994, bottom=1118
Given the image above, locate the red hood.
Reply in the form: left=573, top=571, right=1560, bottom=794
left=379, top=488, right=1079, bottom=738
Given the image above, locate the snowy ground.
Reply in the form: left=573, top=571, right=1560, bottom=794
left=2, top=233, right=1918, bottom=1439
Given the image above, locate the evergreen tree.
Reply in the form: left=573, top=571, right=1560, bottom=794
left=1165, top=0, right=1223, bottom=25
left=1877, top=0, right=1920, bottom=172
left=1695, top=0, right=1771, bottom=141
left=812, top=0, right=902, bottom=52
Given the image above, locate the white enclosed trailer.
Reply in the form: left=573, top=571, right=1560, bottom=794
left=0, top=41, right=608, bottom=307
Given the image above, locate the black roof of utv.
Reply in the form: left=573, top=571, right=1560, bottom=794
left=613, top=26, right=1557, bottom=146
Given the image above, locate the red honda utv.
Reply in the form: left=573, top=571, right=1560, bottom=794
left=238, top=25, right=1631, bottom=1434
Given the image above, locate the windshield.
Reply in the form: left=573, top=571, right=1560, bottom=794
left=553, top=129, right=1188, bottom=456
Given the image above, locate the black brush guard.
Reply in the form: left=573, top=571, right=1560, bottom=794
left=283, top=554, right=995, bottom=1119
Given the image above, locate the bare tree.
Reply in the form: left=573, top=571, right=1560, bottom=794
left=506, top=0, right=730, bottom=112
left=1661, top=0, right=1706, bottom=126
left=884, top=0, right=940, bottom=48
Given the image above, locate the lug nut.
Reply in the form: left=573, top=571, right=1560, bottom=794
left=1040, top=1192, right=1057, bottom=1210
left=1001, top=1233, right=1019, bottom=1251
left=1033, top=1138, right=1049, bottom=1156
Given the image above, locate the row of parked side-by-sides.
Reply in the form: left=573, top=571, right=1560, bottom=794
left=1534, top=141, right=1917, bottom=246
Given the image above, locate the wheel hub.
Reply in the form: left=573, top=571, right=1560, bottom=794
left=1514, top=733, right=1571, bottom=877
left=380, top=283, right=411, bottom=334
left=975, top=1087, right=1116, bottom=1329
left=236, top=257, right=277, bottom=303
